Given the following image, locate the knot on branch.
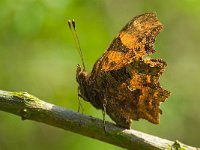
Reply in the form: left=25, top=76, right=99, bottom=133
left=20, top=108, right=31, bottom=120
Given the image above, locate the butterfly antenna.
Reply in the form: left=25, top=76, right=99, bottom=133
left=68, top=19, right=86, bottom=71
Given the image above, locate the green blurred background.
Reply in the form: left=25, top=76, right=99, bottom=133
left=0, top=0, right=200, bottom=149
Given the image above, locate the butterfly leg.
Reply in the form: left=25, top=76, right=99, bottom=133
left=102, top=98, right=107, bottom=133
left=77, top=87, right=84, bottom=114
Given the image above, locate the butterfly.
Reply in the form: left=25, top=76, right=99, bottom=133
left=68, top=12, right=170, bottom=129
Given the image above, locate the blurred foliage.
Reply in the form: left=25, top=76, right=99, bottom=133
left=0, top=0, right=200, bottom=149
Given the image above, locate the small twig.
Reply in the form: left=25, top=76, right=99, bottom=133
left=0, top=90, right=198, bottom=150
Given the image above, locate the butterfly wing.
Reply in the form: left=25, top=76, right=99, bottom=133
left=91, top=13, right=163, bottom=76
left=86, top=13, right=170, bottom=128
left=97, top=59, right=170, bottom=128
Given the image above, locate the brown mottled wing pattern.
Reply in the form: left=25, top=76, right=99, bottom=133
left=88, top=13, right=170, bottom=128
left=91, top=13, right=162, bottom=74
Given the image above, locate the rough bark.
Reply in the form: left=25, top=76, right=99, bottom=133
left=0, top=90, right=198, bottom=150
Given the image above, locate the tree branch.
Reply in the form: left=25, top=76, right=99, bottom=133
left=0, top=90, right=198, bottom=150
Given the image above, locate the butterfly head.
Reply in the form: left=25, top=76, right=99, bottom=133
left=76, top=64, right=90, bottom=101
